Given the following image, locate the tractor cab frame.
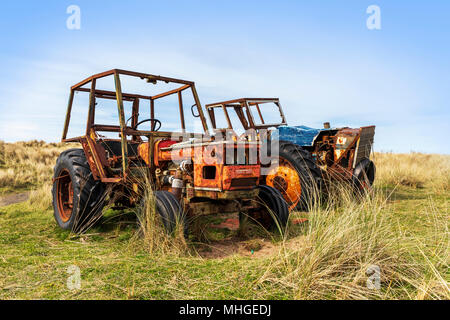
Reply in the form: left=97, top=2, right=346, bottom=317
left=205, top=98, right=287, bottom=132
left=62, top=69, right=209, bottom=183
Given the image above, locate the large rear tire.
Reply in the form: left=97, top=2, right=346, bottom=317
left=266, top=141, right=322, bottom=211
left=52, top=149, right=106, bottom=233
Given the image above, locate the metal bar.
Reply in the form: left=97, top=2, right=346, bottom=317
left=115, top=69, right=194, bottom=85
left=94, top=93, right=134, bottom=102
left=85, top=135, right=107, bottom=179
left=275, top=101, right=288, bottom=125
left=151, top=84, right=191, bottom=100
left=73, top=68, right=195, bottom=92
left=190, top=85, right=209, bottom=133
left=243, top=101, right=256, bottom=128
left=62, top=89, right=74, bottom=141
left=205, top=98, right=279, bottom=107
left=178, top=91, right=186, bottom=131
left=150, top=99, right=155, bottom=131
left=207, top=108, right=217, bottom=128
left=92, top=124, right=122, bottom=132
left=71, top=69, right=116, bottom=90
left=114, top=72, right=128, bottom=175
left=148, top=135, right=155, bottom=171
left=222, top=104, right=233, bottom=129
left=131, top=98, right=140, bottom=141
left=86, top=79, right=96, bottom=135
left=255, top=103, right=265, bottom=124
left=74, top=87, right=152, bottom=101
left=234, top=106, right=249, bottom=130
left=62, top=137, right=83, bottom=143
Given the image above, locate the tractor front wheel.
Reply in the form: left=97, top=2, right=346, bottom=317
left=140, top=191, right=187, bottom=238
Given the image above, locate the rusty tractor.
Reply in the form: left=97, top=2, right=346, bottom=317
left=52, top=70, right=288, bottom=234
left=205, top=98, right=376, bottom=210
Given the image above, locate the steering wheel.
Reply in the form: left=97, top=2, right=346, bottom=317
left=133, top=118, right=161, bottom=131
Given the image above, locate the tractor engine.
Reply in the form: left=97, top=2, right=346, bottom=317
left=137, top=138, right=261, bottom=214
left=314, top=128, right=360, bottom=170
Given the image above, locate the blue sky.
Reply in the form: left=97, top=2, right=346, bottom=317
left=0, top=1, right=449, bottom=153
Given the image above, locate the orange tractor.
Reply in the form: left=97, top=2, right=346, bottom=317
left=52, top=70, right=288, bottom=234
left=205, top=98, right=376, bottom=210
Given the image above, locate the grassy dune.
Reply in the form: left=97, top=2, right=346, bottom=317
left=0, top=141, right=71, bottom=194
left=0, top=141, right=448, bottom=299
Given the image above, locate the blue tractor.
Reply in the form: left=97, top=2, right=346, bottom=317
left=205, top=98, right=376, bottom=210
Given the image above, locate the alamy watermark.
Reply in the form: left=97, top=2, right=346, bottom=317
left=67, top=265, right=81, bottom=290
left=366, top=5, right=381, bottom=30
left=66, top=5, right=81, bottom=30
left=366, top=264, right=381, bottom=290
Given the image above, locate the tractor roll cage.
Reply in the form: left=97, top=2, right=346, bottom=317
left=62, top=69, right=209, bottom=141
left=205, top=98, right=287, bottom=131
left=61, top=69, right=209, bottom=181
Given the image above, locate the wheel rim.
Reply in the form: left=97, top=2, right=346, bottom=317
left=266, top=157, right=301, bottom=210
left=56, top=169, right=73, bottom=222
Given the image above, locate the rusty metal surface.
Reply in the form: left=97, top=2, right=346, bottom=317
left=71, top=69, right=194, bottom=90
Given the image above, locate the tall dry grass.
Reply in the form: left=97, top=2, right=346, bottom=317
left=131, top=170, right=188, bottom=257
left=259, top=182, right=449, bottom=300
left=373, top=152, right=450, bottom=192
left=0, top=140, right=72, bottom=192
left=27, top=182, right=53, bottom=211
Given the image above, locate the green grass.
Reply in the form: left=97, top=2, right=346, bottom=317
left=0, top=186, right=448, bottom=300
left=0, top=204, right=278, bottom=299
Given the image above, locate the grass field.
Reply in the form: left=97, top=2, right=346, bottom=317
left=0, top=141, right=448, bottom=299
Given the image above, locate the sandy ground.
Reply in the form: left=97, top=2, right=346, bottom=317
left=197, top=216, right=308, bottom=259
left=197, top=238, right=276, bottom=259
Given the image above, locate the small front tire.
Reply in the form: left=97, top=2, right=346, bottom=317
left=141, top=191, right=188, bottom=238
left=243, top=185, right=290, bottom=231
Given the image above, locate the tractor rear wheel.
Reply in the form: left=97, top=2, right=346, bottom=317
left=352, top=158, right=376, bottom=193
left=242, top=185, right=289, bottom=231
left=52, top=149, right=106, bottom=233
left=266, top=141, right=322, bottom=211
left=144, top=191, right=187, bottom=238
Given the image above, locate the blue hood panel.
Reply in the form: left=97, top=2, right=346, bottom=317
left=272, top=125, right=324, bottom=147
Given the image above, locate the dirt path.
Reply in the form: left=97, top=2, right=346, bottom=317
left=197, top=238, right=276, bottom=259
left=0, top=192, right=30, bottom=207
left=197, top=235, right=308, bottom=259
left=196, top=213, right=309, bottom=259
